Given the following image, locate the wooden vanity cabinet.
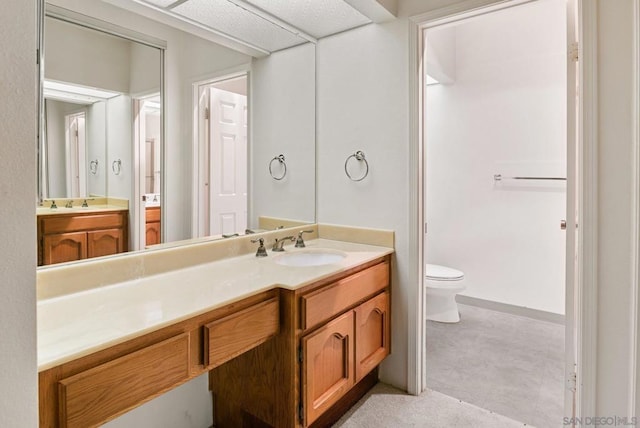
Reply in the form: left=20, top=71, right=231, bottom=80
left=210, top=256, right=391, bottom=428
left=39, top=290, right=279, bottom=428
left=145, top=206, right=161, bottom=246
left=38, top=210, right=128, bottom=266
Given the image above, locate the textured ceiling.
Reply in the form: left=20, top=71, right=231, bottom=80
left=138, top=0, right=372, bottom=53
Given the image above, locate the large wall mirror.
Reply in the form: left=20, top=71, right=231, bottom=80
left=37, top=0, right=316, bottom=267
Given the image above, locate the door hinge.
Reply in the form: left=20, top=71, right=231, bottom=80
left=204, top=107, right=210, bottom=120
left=298, top=403, right=304, bottom=423
left=297, top=346, right=303, bottom=363
left=567, top=371, right=577, bottom=392
left=569, top=42, right=579, bottom=62
left=424, top=222, right=428, bottom=234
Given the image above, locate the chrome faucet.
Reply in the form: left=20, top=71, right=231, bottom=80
left=64, top=200, right=73, bottom=208
left=295, top=230, right=314, bottom=248
left=272, top=236, right=295, bottom=252
left=251, top=238, right=268, bottom=257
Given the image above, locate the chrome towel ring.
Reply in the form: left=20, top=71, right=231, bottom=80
left=269, top=154, right=287, bottom=180
left=112, top=159, right=122, bottom=175
left=345, top=150, right=369, bottom=182
left=89, top=159, right=99, bottom=175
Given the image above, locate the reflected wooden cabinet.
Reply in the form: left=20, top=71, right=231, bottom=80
left=38, top=210, right=128, bottom=266
left=145, top=206, right=161, bottom=246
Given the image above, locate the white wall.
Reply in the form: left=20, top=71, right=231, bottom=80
left=45, top=16, right=131, bottom=93
left=425, top=0, right=567, bottom=314
left=106, top=95, right=133, bottom=202
left=317, top=19, right=410, bottom=388
left=250, top=43, right=316, bottom=226
left=87, top=100, right=107, bottom=196
left=594, top=0, right=636, bottom=416
left=0, top=0, right=37, bottom=426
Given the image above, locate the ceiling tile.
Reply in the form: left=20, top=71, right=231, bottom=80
left=243, top=0, right=371, bottom=38
left=140, top=0, right=178, bottom=8
left=172, top=0, right=307, bottom=52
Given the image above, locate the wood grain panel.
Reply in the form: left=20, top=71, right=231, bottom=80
left=87, top=228, right=124, bottom=258
left=43, top=232, right=87, bottom=265
left=58, top=333, right=190, bottom=428
left=302, top=311, right=355, bottom=426
left=145, top=206, right=161, bottom=222
left=355, top=292, right=390, bottom=382
left=301, top=261, right=389, bottom=330
left=204, top=297, right=279, bottom=368
left=40, top=212, right=126, bottom=234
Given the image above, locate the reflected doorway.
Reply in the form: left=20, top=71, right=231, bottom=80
left=194, top=74, right=248, bottom=238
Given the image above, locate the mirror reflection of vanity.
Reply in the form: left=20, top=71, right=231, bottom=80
left=37, top=8, right=163, bottom=265
left=37, top=0, right=317, bottom=266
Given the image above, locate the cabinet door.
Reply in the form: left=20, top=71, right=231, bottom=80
left=355, top=292, right=390, bottom=382
left=302, top=311, right=355, bottom=426
left=145, top=222, right=161, bottom=246
left=87, top=228, right=124, bottom=258
left=43, top=232, right=87, bottom=265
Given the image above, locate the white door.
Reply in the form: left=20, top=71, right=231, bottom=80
left=208, top=87, right=247, bottom=235
left=564, top=0, right=579, bottom=418
left=65, top=112, right=86, bottom=197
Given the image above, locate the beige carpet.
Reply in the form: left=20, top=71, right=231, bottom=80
left=333, top=383, right=529, bottom=428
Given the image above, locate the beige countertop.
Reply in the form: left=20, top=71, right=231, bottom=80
left=36, top=205, right=128, bottom=216
left=37, top=238, right=393, bottom=372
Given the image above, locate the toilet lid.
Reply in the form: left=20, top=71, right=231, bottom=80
left=425, top=264, right=464, bottom=281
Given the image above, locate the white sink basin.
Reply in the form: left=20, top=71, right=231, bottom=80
left=274, top=250, right=347, bottom=267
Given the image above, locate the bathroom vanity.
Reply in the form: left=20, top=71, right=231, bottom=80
left=36, top=226, right=393, bottom=427
left=37, top=208, right=128, bottom=266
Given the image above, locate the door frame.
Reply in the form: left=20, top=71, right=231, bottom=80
left=191, top=64, right=251, bottom=238
left=408, top=0, right=597, bottom=420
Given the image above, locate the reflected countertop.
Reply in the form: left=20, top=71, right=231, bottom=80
left=36, top=204, right=128, bottom=216
left=37, top=238, right=393, bottom=371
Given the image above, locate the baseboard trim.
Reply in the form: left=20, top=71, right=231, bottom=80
left=456, top=295, right=565, bottom=325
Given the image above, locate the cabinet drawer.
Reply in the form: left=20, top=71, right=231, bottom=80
left=301, top=261, right=389, bottom=330
left=41, top=212, right=126, bottom=234
left=146, top=207, right=161, bottom=222
left=58, top=333, right=190, bottom=428
left=204, top=297, right=279, bottom=368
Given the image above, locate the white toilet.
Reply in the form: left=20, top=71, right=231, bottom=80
left=425, top=264, right=465, bottom=323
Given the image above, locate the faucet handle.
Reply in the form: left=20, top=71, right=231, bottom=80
left=82, top=199, right=89, bottom=208
left=50, top=200, right=57, bottom=209
left=251, top=238, right=268, bottom=257
left=295, top=230, right=314, bottom=248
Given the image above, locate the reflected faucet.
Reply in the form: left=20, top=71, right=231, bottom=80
left=222, top=233, right=239, bottom=239
left=64, top=200, right=73, bottom=208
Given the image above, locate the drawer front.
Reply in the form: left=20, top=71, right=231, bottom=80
left=41, top=212, right=126, bottom=234
left=204, top=297, right=279, bottom=368
left=58, top=333, right=190, bottom=428
left=301, top=261, right=389, bottom=330
left=146, top=206, right=161, bottom=222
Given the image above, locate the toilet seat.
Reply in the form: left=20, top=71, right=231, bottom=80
left=425, top=264, right=464, bottom=281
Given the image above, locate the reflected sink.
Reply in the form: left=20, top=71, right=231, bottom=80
left=274, top=250, right=347, bottom=267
